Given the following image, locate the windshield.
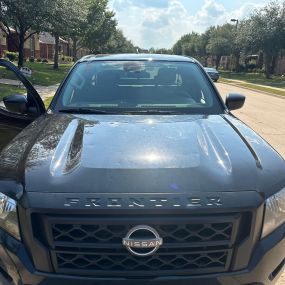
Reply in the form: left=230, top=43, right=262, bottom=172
left=52, top=61, right=223, bottom=114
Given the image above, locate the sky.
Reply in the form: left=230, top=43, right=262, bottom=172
left=108, top=0, right=279, bottom=49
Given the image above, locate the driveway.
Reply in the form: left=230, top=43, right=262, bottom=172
left=216, top=82, right=285, bottom=285
left=216, top=82, right=285, bottom=158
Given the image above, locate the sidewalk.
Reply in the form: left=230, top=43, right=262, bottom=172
left=0, top=78, right=59, bottom=100
left=222, top=78, right=285, bottom=92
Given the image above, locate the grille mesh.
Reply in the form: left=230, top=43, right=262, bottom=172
left=39, top=215, right=239, bottom=276
left=55, top=250, right=229, bottom=271
left=52, top=222, right=233, bottom=244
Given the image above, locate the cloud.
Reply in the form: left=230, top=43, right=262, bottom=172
left=111, top=0, right=191, bottom=48
left=140, top=1, right=191, bottom=47
left=110, top=0, right=276, bottom=49
left=143, top=15, right=170, bottom=29
left=131, top=0, right=170, bottom=8
left=113, top=0, right=170, bottom=11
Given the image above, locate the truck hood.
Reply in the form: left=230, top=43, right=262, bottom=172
left=0, top=114, right=284, bottom=197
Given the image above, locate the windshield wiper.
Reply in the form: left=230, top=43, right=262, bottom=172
left=58, top=108, right=116, bottom=114
left=58, top=108, right=185, bottom=115
left=124, top=110, right=183, bottom=115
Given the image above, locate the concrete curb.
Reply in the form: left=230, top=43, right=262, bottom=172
left=219, top=81, right=285, bottom=100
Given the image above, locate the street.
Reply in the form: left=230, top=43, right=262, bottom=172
left=216, top=82, right=285, bottom=285
left=216, top=83, right=285, bottom=158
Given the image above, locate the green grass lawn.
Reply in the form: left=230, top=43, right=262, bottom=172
left=220, top=77, right=285, bottom=97
left=0, top=83, right=25, bottom=101
left=1, top=84, right=54, bottom=110
left=44, top=96, right=54, bottom=108
left=220, top=71, right=285, bottom=88
left=219, top=71, right=285, bottom=96
left=0, top=61, right=73, bottom=86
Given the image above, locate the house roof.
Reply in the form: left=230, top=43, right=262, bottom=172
left=39, top=32, right=68, bottom=45
left=39, top=32, right=55, bottom=44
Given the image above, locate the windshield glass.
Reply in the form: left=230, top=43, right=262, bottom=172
left=53, top=61, right=223, bottom=114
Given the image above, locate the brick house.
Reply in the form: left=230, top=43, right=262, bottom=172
left=39, top=32, right=71, bottom=60
left=0, top=29, right=40, bottom=58
left=0, top=28, right=88, bottom=60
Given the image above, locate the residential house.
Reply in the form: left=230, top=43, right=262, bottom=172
left=39, top=32, right=70, bottom=60
left=0, top=29, right=40, bottom=58
left=0, top=28, right=89, bottom=60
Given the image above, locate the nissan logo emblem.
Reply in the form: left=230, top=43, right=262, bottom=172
left=122, top=225, right=163, bottom=257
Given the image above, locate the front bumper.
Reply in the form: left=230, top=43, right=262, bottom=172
left=0, top=222, right=284, bottom=285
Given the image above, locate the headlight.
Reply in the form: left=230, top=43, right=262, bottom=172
left=0, top=193, right=20, bottom=240
left=262, top=187, right=285, bottom=238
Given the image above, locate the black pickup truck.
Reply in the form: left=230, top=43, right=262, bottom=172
left=0, top=54, right=284, bottom=285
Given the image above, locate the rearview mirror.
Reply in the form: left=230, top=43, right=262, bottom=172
left=3, top=94, right=28, bottom=114
left=226, top=93, right=245, bottom=111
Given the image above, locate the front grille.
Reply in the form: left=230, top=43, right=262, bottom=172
left=52, top=222, right=233, bottom=244
left=55, top=249, right=229, bottom=271
left=37, top=214, right=241, bottom=276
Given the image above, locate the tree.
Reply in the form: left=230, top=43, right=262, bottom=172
left=172, top=33, right=193, bottom=55
left=67, top=0, right=89, bottom=61
left=44, top=0, right=83, bottom=69
left=206, top=24, right=235, bottom=69
left=101, top=29, right=136, bottom=53
left=198, top=28, right=212, bottom=66
left=0, top=0, right=49, bottom=67
left=238, top=1, right=285, bottom=78
left=83, top=0, right=117, bottom=54
left=172, top=30, right=211, bottom=65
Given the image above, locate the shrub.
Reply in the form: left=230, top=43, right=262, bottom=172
left=237, top=64, right=246, bottom=72
left=29, top=57, right=35, bottom=62
left=36, top=58, right=42, bottom=62
left=256, top=68, right=265, bottom=74
left=65, top=56, right=73, bottom=62
left=246, top=63, right=257, bottom=71
left=42, top=58, right=48, bottom=63
left=4, top=51, right=19, bottom=62
left=60, top=55, right=73, bottom=63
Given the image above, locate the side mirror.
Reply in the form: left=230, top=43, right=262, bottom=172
left=226, top=93, right=246, bottom=111
left=3, top=94, right=29, bottom=114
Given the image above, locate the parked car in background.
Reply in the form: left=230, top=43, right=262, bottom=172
left=204, top=67, right=220, bottom=82
left=0, top=54, right=285, bottom=285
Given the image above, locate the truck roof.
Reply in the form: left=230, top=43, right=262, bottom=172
left=79, top=53, right=196, bottom=63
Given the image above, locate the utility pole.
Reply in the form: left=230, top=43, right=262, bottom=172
left=230, top=19, right=239, bottom=72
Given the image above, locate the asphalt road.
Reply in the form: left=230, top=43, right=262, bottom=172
left=216, top=82, right=285, bottom=285
left=216, top=82, right=285, bottom=158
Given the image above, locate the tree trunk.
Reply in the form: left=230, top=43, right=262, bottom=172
left=18, top=32, right=25, bottom=67
left=256, top=51, right=263, bottom=69
left=270, top=54, right=278, bottom=75
left=72, top=36, right=78, bottom=62
left=264, top=53, right=272, bottom=79
left=53, top=33, right=59, bottom=70
left=215, top=55, right=221, bottom=69
left=204, top=56, right=208, bottom=67
left=234, top=53, right=240, bottom=72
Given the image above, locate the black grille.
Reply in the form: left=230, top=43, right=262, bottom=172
left=55, top=249, right=229, bottom=271
left=38, top=215, right=240, bottom=276
left=52, top=222, right=233, bottom=244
